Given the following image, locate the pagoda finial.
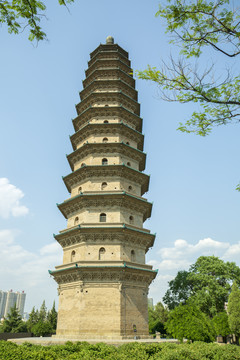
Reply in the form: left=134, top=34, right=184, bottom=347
left=106, top=36, right=114, bottom=44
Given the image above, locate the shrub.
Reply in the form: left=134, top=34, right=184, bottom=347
left=0, top=340, right=240, bottom=360
left=31, top=321, right=53, bottom=337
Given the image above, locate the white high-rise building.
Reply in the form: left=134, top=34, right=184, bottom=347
left=0, top=290, right=26, bottom=318
left=148, top=298, right=154, bottom=309
left=16, top=291, right=26, bottom=317
left=0, top=291, right=7, bottom=319
left=4, top=290, right=17, bottom=318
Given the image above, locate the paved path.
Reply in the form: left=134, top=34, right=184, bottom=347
left=8, top=337, right=180, bottom=346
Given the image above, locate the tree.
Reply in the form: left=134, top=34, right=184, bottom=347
left=39, top=300, right=47, bottom=322
left=212, top=311, right=230, bottom=337
left=165, top=300, right=215, bottom=342
left=154, top=301, right=169, bottom=323
left=148, top=302, right=169, bottom=334
left=31, top=320, right=53, bottom=337
left=26, top=301, right=57, bottom=335
left=0, top=0, right=74, bottom=42
left=188, top=256, right=240, bottom=316
left=228, top=281, right=240, bottom=344
left=2, top=305, right=27, bottom=333
left=47, top=301, right=58, bottom=331
left=0, top=323, right=4, bottom=333
left=26, top=306, right=39, bottom=332
left=163, top=270, right=193, bottom=310
left=163, top=256, right=240, bottom=317
left=137, top=0, right=240, bottom=137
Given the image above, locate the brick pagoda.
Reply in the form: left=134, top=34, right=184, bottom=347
left=50, top=36, right=157, bottom=339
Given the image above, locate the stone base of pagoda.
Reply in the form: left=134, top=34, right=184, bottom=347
left=52, top=266, right=156, bottom=339
left=52, top=334, right=153, bottom=340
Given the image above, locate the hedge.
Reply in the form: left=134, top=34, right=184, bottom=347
left=0, top=340, right=240, bottom=360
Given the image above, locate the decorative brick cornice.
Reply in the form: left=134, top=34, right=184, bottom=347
left=57, top=192, right=152, bottom=221
left=63, top=164, right=149, bottom=194
left=54, top=226, right=155, bottom=250
left=85, top=58, right=132, bottom=78
left=76, top=91, right=140, bottom=116
left=70, top=122, right=144, bottom=151
left=80, top=79, right=137, bottom=101
left=67, top=142, right=146, bottom=171
left=50, top=265, right=157, bottom=286
left=88, top=50, right=131, bottom=68
left=90, top=43, right=128, bottom=60
left=72, top=106, right=142, bottom=132
left=83, top=68, right=135, bottom=89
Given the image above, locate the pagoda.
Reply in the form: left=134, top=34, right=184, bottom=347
left=50, top=36, right=157, bottom=339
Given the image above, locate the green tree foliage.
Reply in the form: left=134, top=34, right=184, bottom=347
left=148, top=302, right=169, bottom=334
left=0, top=0, right=75, bottom=41
left=38, top=300, right=47, bottom=322
left=189, top=256, right=240, bottom=316
left=212, top=311, right=230, bottom=337
left=26, top=300, right=58, bottom=335
left=137, top=0, right=240, bottom=137
left=47, top=301, right=58, bottom=331
left=31, top=320, right=53, bottom=337
left=1, top=305, right=27, bottom=333
left=165, top=300, right=215, bottom=342
left=163, top=270, right=193, bottom=310
left=163, top=256, right=240, bottom=317
left=228, top=281, right=240, bottom=342
left=26, top=306, right=39, bottom=332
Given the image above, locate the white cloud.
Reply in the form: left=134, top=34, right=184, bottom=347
left=40, top=242, right=60, bottom=255
left=0, top=229, right=62, bottom=311
left=148, top=237, right=240, bottom=304
left=222, top=241, right=240, bottom=262
left=159, top=237, right=229, bottom=261
left=0, top=178, right=29, bottom=219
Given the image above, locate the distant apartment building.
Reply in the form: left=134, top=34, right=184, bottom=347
left=0, top=291, right=7, bottom=318
left=23, top=312, right=29, bottom=321
left=148, top=298, right=154, bottom=309
left=0, top=290, right=26, bottom=319
left=16, top=291, right=26, bottom=318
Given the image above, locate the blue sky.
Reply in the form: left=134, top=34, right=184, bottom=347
left=0, top=0, right=240, bottom=313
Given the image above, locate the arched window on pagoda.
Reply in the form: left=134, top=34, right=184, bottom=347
left=126, top=142, right=130, bottom=145
left=81, top=163, right=86, bottom=167
left=102, top=158, right=108, bottom=166
left=99, top=247, right=106, bottom=260
left=104, top=120, right=109, bottom=124
left=101, top=182, right=107, bottom=190
left=71, top=250, right=76, bottom=262
left=78, top=187, right=82, bottom=193
left=128, top=185, right=132, bottom=192
left=131, top=250, right=135, bottom=262
left=127, top=162, right=131, bottom=167
left=100, top=213, right=106, bottom=222
left=129, top=215, right=134, bottom=224
left=102, top=137, right=108, bottom=143
left=74, top=217, right=79, bottom=225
